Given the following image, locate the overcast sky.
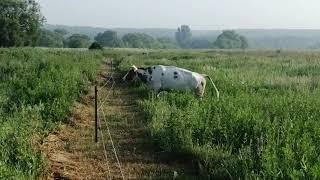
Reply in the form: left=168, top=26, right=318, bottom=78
left=37, top=0, right=320, bottom=30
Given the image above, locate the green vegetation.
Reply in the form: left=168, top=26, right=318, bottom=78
left=89, top=42, right=104, bottom=50
left=191, top=39, right=212, bottom=49
left=174, top=26, right=248, bottom=49
left=0, top=0, right=44, bottom=47
left=92, top=31, right=178, bottom=49
left=94, top=30, right=123, bottom=48
left=156, top=37, right=178, bottom=49
left=109, top=49, right=320, bottom=179
left=54, top=28, right=68, bottom=36
left=37, top=29, right=64, bottom=48
left=175, top=25, right=192, bottom=48
left=214, top=30, right=248, bottom=49
left=1, top=47, right=319, bottom=179
left=46, top=24, right=320, bottom=49
left=122, top=33, right=158, bottom=48
left=39, top=24, right=249, bottom=49
left=0, top=48, right=102, bottom=178
left=35, top=26, right=248, bottom=50
left=66, top=34, right=91, bottom=48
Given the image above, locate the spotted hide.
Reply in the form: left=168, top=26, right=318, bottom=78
left=122, top=65, right=219, bottom=98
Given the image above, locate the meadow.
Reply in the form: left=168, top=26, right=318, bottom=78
left=110, top=49, right=320, bottom=179
left=1, top=48, right=320, bottom=179
left=0, top=48, right=102, bottom=178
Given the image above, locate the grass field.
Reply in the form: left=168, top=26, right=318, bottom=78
left=1, top=48, right=320, bottom=179
left=108, top=49, right=320, bottom=179
left=0, top=48, right=102, bottom=178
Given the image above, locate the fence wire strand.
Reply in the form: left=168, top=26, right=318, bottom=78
left=98, top=117, right=112, bottom=180
left=96, top=59, right=125, bottom=180
left=100, top=107, right=125, bottom=180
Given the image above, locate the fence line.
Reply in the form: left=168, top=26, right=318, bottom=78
left=99, top=71, right=114, bottom=90
left=95, top=59, right=125, bottom=180
left=97, top=61, right=115, bottom=111
left=97, top=81, right=115, bottom=111
left=98, top=117, right=112, bottom=180
left=101, top=107, right=125, bottom=180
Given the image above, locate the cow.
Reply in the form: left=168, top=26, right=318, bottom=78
left=122, top=65, right=219, bottom=99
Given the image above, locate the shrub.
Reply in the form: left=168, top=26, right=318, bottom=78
left=89, top=42, right=104, bottom=50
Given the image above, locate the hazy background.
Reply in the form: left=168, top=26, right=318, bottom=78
left=38, top=0, right=320, bottom=30
left=33, top=0, right=320, bottom=49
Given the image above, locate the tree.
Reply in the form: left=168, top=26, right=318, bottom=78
left=214, top=30, right=249, bottom=49
left=122, top=33, right=156, bottom=48
left=175, top=25, right=192, bottom=48
left=54, top=28, right=68, bottom=36
left=0, top=0, right=44, bottom=47
left=66, top=34, right=90, bottom=48
left=37, top=29, right=64, bottom=47
left=239, top=36, right=249, bottom=49
left=156, top=37, right=178, bottom=49
left=94, top=30, right=122, bottom=47
left=191, top=39, right=212, bottom=49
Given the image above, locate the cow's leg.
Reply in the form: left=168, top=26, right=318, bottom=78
left=196, top=80, right=206, bottom=98
left=151, top=83, right=162, bottom=98
left=156, top=90, right=163, bottom=98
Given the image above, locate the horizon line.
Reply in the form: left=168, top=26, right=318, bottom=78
left=45, top=24, right=320, bottom=31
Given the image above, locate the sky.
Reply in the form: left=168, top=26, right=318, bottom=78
left=37, top=0, right=320, bottom=30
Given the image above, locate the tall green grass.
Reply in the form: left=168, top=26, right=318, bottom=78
left=0, top=48, right=102, bottom=178
left=113, top=49, right=320, bottom=179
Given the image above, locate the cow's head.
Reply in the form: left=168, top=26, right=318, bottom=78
left=123, top=65, right=150, bottom=83
left=122, top=65, right=138, bottom=81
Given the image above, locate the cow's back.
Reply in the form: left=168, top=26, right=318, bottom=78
left=153, top=65, right=200, bottom=91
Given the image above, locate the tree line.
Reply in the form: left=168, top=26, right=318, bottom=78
left=36, top=26, right=249, bottom=49
left=175, top=25, right=248, bottom=49
left=35, top=29, right=179, bottom=49
left=0, top=0, right=249, bottom=49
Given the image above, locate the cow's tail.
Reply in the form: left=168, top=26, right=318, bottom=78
left=203, top=74, right=220, bottom=99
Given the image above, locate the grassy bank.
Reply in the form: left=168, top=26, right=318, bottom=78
left=0, top=48, right=102, bottom=178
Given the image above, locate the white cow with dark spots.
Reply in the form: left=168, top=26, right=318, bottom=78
left=122, top=65, right=219, bottom=98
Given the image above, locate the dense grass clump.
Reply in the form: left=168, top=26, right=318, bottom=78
left=112, top=49, right=320, bottom=179
left=0, top=48, right=102, bottom=178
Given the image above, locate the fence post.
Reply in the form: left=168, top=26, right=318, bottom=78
left=95, top=85, right=98, bottom=143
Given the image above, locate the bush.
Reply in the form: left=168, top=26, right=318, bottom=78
left=66, top=34, right=91, bottom=48
left=89, top=42, right=104, bottom=50
left=214, top=30, right=248, bottom=49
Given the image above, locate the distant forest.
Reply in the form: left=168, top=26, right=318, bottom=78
left=45, top=24, right=320, bottom=49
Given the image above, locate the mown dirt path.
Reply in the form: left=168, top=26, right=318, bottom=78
left=41, top=62, right=197, bottom=179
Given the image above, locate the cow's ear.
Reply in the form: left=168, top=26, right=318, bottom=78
left=131, top=65, right=138, bottom=71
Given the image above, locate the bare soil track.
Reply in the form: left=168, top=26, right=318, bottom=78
left=41, top=62, right=198, bottom=179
